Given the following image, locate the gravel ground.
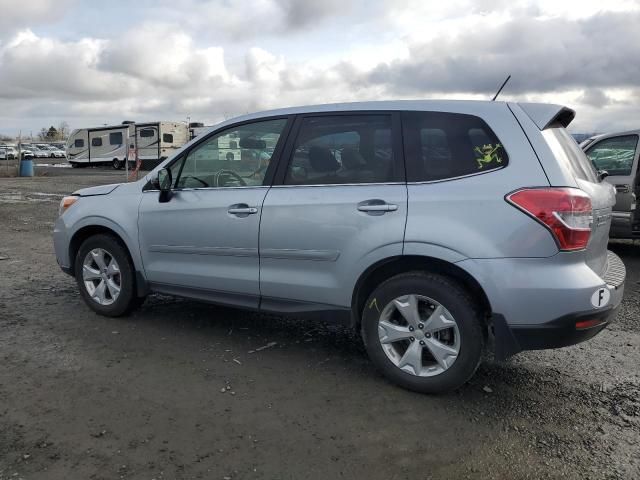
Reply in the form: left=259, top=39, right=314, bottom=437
left=0, top=172, right=638, bottom=480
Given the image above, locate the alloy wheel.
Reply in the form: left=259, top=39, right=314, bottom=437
left=82, top=248, right=121, bottom=305
left=377, top=294, right=460, bottom=377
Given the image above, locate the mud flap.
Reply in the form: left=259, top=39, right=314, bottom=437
left=491, top=314, right=522, bottom=361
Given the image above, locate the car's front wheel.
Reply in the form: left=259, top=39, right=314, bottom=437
left=74, top=234, right=142, bottom=317
left=112, top=158, right=123, bottom=170
left=361, top=272, right=484, bottom=393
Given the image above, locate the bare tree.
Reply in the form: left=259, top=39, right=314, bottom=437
left=57, top=121, right=70, bottom=140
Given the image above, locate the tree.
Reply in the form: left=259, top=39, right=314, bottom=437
left=57, top=121, right=69, bottom=140
left=47, top=126, right=58, bottom=140
left=38, top=128, right=49, bottom=140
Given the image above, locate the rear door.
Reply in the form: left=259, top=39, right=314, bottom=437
left=259, top=113, right=407, bottom=310
left=585, top=134, right=639, bottom=234
left=136, top=125, right=160, bottom=161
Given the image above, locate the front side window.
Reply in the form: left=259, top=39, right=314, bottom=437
left=403, top=111, right=508, bottom=182
left=91, top=137, right=102, bottom=147
left=285, top=115, right=396, bottom=185
left=109, top=132, right=123, bottom=145
left=586, top=135, right=638, bottom=177
left=174, top=118, right=287, bottom=189
left=74, top=139, right=84, bottom=148
left=140, top=128, right=155, bottom=138
left=163, top=133, right=174, bottom=143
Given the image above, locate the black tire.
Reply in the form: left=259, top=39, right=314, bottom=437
left=112, top=158, right=122, bottom=170
left=70, top=162, right=79, bottom=168
left=361, top=272, right=484, bottom=393
left=74, top=234, right=141, bottom=317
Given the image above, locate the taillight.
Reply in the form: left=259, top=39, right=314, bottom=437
left=506, top=188, right=592, bottom=251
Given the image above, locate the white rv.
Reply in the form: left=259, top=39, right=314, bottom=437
left=66, top=121, right=189, bottom=169
left=66, top=124, right=134, bottom=169
left=134, top=122, right=189, bottom=166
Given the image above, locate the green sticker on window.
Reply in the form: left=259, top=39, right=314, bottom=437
left=474, top=143, right=504, bottom=169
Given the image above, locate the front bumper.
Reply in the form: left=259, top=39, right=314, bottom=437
left=490, top=250, right=626, bottom=360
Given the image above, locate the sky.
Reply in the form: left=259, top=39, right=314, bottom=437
left=0, top=0, right=639, bottom=137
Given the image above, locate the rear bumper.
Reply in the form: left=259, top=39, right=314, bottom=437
left=485, top=250, right=626, bottom=360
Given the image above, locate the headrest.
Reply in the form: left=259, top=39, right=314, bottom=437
left=341, top=148, right=365, bottom=169
left=309, top=146, right=339, bottom=173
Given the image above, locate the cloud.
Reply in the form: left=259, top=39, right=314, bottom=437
left=1, top=2, right=640, bottom=136
left=365, top=11, right=640, bottom=96
left=99, top=23, right=235, bottom=89
left=0, top=30, right=134, bottom=101
left=0, top=0, right=75, bottom=35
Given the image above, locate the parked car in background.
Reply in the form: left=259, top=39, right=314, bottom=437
left=23, top=144, right=49, bottom=158
left=17, top=146, right=35, bottom=159
left=54, top=100, right=625, bottom=393
left=582, top=130, right=640, bottom=239
left=0, top=145, right=18, bottom=160
left=37, top=144, right=66, bottom=158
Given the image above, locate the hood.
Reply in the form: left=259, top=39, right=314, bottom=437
left=73, top=183, right=121, bottom=197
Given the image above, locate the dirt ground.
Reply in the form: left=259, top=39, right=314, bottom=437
left=0, top=169, right=639, bottom=480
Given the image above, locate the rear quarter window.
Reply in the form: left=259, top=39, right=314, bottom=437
left=402, top=111, right=508, bottom=182
left=543, top=126, right=598, bottom=182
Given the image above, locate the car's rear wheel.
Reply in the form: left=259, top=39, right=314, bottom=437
left=361, top=272, right=484, bottom=393
left=74, top=234, right=142, bottom=317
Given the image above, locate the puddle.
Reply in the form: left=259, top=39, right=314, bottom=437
left=0, top=192, right=63, bottom=204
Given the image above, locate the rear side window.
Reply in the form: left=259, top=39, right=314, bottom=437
left=586, top=135, right=638, bottom=177
left=140, top=128, right=155, bottom=138
left=284, top=115, right=397, bottom=185
left=543, top=126, right=598, bottom=182
left=109, top=132, right=123, bottom=145
left=403, top=111, right=508, bottom=182
left=74, top=139, right=84, bottom=148
left=91, top=137, right=102, bottom=147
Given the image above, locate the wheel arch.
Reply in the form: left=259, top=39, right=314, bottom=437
left=351, top=255, right=492, bottom=329
left=69, top=223, right=148, bottom=297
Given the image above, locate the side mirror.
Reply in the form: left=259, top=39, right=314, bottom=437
left=157, top=168, right=173, bottom=203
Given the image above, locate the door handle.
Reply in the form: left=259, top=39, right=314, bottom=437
left=357, top=200, right=398, bottom=214
left=228, top=204, right=258, bottom=216
left=358, top=204, right=398, bottom=212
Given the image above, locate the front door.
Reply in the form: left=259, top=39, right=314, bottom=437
left=138, top=117, right=290, bottom=307
left=586, top=134, right=640, bottom=235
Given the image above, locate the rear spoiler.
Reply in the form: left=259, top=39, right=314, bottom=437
left=516, top=102, right=576, bottom=130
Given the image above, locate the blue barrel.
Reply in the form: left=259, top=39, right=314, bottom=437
left=19, top=159, right=34, bottom=177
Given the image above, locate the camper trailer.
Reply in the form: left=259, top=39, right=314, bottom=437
left=66, top=121, right=190, bottom=169
left=134, top=122, right=189, bottom=167
left=66, top=124, right=134, bottom=169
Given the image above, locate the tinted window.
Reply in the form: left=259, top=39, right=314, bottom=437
left=74, top=139, right=84, bottom=148
left=109, top=132, right=123, bottom=145
left=586, top=135, right=638, bottom=177
left=91, top=137, right=102, bottom=147
left=543, top=126, right=598, bottom=182
left=285, top=115, right=396, bottom=185
left=174, top=118, right=287, bottom=189
left=163, top=133, right=174, bottom=143
left=140, top=128, right=155, bottom=138
left=403, top=111, right=508, bottom=182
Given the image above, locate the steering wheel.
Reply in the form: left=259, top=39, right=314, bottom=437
left=215, top=170, right=247, bottom=187
left=181, top=175, right=208, bottom=187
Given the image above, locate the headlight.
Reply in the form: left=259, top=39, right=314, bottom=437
left=59, top=195, right=79, bottom=216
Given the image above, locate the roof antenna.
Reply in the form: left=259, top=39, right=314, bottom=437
left=492, top=75, right=511, bottom=101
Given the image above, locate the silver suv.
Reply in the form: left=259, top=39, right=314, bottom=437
left=54, top=101, right=626, bottom=393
